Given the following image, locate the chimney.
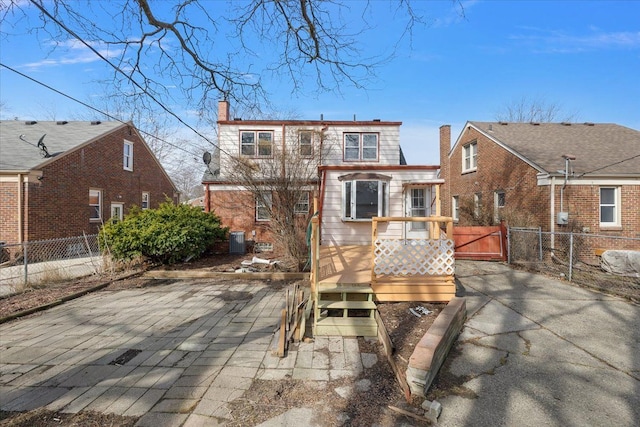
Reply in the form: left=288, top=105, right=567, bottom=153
left=439, top=124, right=451, bottom=217
left=218, top=100, right=229, bottom=122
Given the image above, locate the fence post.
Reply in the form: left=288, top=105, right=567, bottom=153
left=22, top=241, right=28, bottom=286
left=538, top=227, right=543, bottom=261
left=568, top=232, right=574, bottom=282
left=507, top=226, right=511, bottom=264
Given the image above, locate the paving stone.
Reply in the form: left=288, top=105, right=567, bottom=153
left=292, top=367, right=329, bottom=381
left=134, top=411, right=189, bottom=427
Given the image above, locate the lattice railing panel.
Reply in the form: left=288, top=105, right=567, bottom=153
left=373, top=238, right=455, bottom=276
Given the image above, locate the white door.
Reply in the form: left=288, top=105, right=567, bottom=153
left=405, top=187, right=431, bottom=239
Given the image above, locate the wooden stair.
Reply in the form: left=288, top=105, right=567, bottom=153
left=313, top=285, right=378, bottom=337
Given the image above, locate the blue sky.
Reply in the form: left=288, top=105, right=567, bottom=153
left=1, top=0, right=639, bottom=166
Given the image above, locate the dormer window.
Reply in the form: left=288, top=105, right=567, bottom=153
left=241, top=131, right=273, bottom=157
left=344, top=133, right=378, bottom=161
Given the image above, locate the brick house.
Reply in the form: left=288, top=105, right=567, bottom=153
left=439, top=121, right=640, bottom=239
left=0, top=120, right=179, bottom=244
left=203, top=101, right=443, bottom=252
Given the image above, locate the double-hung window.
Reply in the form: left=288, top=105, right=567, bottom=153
left=256, top=192, right=272, bottom=221
left=600, top=187, right=620, bottom=227
left=241, top=131, right=273, bottom=157
left=299, top=131, right=313, bottom=157
left=494, top=191, right=505, bottom=223
left=344, top=133, right=378, bottom=161
left=463, top=141, right=477, bottom=172
left=123, top=141, right=134, bottom=171
left=343, top=180, right=388, bottom=220
left=89, top=189, right=102, bottom=221
left=452, top=196, right=459, bottom=222
left=141, top=192, right=150, bottom=210
left=294, top=192, right=310, bottom=214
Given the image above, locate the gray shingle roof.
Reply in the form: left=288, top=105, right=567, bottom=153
left=468, top=122, right=640, bottom=176
left=0, top=120, right=124, bottom=171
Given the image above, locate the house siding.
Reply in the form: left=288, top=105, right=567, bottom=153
left=0, top=124, right=177, bottom=244
left=321, top=168, right=440, bottom=245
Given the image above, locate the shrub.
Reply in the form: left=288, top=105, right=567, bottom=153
left=99, top=202, right=228, bottom=264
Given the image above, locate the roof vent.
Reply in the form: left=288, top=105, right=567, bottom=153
left=498, top=121, right=508, bottom=125
left=56, top=121, right=68, bottom=125
left=90, top=121, right=101, bottom=125
left=233, top=118, right=242, bottom=121
left=530, top=122, right=540, bottom=126
left=583, top=122, right=595, bottom=126
left=25, top=121, right=37, bottom=125
left=373, top=119, right=381, bottom=122
left=561, top=122, right=571, bottom=126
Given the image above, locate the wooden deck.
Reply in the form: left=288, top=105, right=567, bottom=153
left=318, top=245, right=371, bottom=285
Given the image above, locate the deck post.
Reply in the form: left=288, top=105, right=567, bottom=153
left=311, top=217, right=319, bottom=301
left=371, top=218, right=378, bottom=286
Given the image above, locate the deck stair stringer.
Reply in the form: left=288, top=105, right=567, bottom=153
left=313, top=284, right=378, bottom=337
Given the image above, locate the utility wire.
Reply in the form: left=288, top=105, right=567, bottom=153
left=576, top=153, right=640, bottom=177
left=28, top=0, right=231, bottom=160
left=0, top=61, right=202, bottom=160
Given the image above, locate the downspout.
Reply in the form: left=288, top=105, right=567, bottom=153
left=17, top=173, right=24, bottom=243
left=204, top=183, right=210, bottom=213
left=550, top=176, right=556, bottom=250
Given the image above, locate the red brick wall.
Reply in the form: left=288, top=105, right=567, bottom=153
left=444, top=126, right=640, bottom=238
left=0, top=124, right=177, bottom=244
left=446, top=126, right=549, bottom=228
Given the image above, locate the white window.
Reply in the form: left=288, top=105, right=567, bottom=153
left=600, top=187, right=620, bottom=227
left=494, top=191, right=505, bottom=223
left=344, top=133, right=378, bottom=161
left=452, top=196, right=459, bottom=222
left=89, top=189, right=102, bottom=221
left=294, top=192, right=310, bottom=214
left=256, top=192, right=272, bottom=221
left=343, top=180, right=388, bottom=220
left=474, top=193, right=482, bottom=218
left=110, top=203, right=124, bottom=222
left=241, top=131, right=273, bottom=157
left=123, top=140, right=134, bottom=171
left=463, top=141, right=477, bottom=172
left=299, top=131, right=313, bottom=157
left=410, top=188, right=427, bottom=231
left=142, top=192, right=150, bottom=209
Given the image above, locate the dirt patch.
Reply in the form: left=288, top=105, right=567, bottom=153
left=0, top=253, right=458, bottom=425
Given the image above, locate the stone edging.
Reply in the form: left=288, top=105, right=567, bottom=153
left=406, top=296, right=466, bottom=397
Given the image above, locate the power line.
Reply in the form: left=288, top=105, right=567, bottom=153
left=577, top=153, right=640, bottom=177
left=0, top=61, right=202, bottom=160
left=27, top=0, right=231, bottom=160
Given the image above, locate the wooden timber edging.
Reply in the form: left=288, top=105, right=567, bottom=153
left=143, top=270, right=309, bottom=281
left=405, top=297, right=467, bottom=397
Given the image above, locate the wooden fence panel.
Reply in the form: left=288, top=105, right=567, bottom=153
left=453, top=224, right=507, bottom=261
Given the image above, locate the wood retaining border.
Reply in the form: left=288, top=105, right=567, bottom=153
left=406, top=296, right=466, bottom=397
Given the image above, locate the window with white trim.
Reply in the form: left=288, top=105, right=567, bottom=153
left=343, top=180, right=388, bottom=220
left=111, top=203, right=124, bottom=222
left=474, top=193, right=482, bottom=218
left=344, top=133, right=378, bottom=161
left=452, top=196, right=459, bottom=222
left=299, top=131, right=313, bottom=157
left=241, top=131, right=273, bottom=157
left=462, top=141, right=477, bottom=172
left=141, top=192, right=150, bottom=209
left=294, top=192, right=310, bottom=214
left=123, top=140, right=134, bottom=171
left=494, top=191, right=505, bottom=223
left=600, top=187, right=620, bottom=227
left=256, top=192, right=272, bottom=221
left=89, top=189, right=102, bottom=221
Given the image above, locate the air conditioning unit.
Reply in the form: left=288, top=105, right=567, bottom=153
left=557, top=212, right=569, bottom=225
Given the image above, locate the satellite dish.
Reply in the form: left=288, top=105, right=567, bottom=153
left=202, top=151, right=211, bottom=165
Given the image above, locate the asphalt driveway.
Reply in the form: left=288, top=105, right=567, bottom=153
left=440, top=261, right=640, bottom=427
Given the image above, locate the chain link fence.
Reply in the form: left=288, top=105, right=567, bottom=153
left=0, top=235, right=111, bottom=296
left=508, top=227, right=640, bottom=301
